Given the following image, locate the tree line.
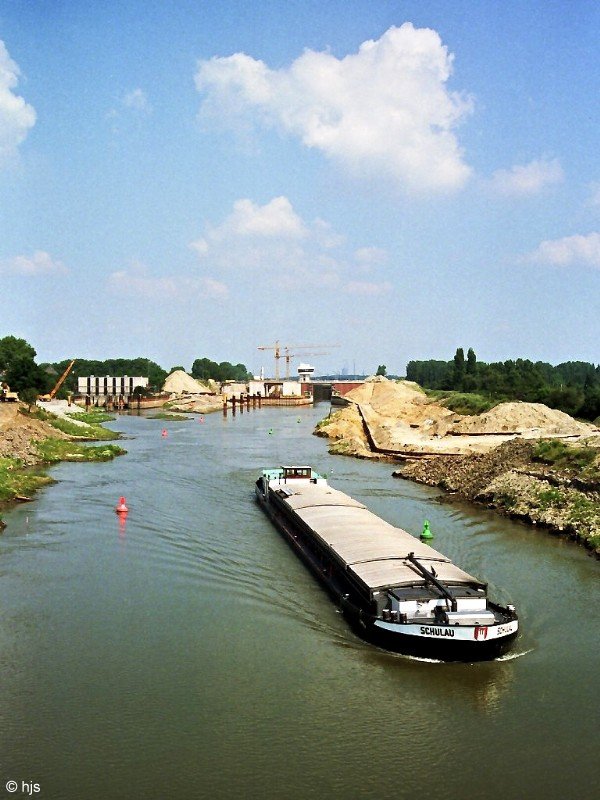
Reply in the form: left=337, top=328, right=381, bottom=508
left=406, top=348, right=600, bottom=421
left=190, top=358, right=251, bottom=382
left=0, top=336, right=252, bottom=397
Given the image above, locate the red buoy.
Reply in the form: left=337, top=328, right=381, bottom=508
left=116, top=496, right=129, bottom=514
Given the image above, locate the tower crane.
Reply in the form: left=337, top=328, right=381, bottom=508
left=257, top=342, right=339, bottom=380
left=283, top=350, right=328, bottom=379
left=257, top=341, right=282, bottom=380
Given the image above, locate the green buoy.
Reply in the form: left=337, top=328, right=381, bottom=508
left=420, top=520, right=433, bottom=540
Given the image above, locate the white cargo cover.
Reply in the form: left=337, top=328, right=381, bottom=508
left=278, top=483, right=482, bottom=593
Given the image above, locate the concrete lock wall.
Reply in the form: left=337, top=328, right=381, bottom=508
left=77, top=375, right=149, bottom=397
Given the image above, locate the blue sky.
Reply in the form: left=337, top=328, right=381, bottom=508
left=1, top=1, right=599, bottom=377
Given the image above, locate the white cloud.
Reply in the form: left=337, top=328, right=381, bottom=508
left=354, top=247, right=388, bottom=267
left=108, top=263, right=229, bottom=300
left=191, top=196, right=306, bottom=255
left=0, top=250, right=67, bottom=276
left=190, top=196, right=388, bottom=292
left=123, top=88, right=151, bottom=113
left=526, top=232, right=600, bottom=268
left=490, top=158, right=563, bottom=196
left=195, top=24, right=473, bottom=192
left=0, top=40, right=36, bottom=166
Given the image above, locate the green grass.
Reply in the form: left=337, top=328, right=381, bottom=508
left=0, top=440, right=126, bottom=522
left=533, top=439, right=599, bottom=475
left=537, top=487, right=567, bottom=510
left=315, top=411, right=342, bottom=430
left=0, top=456, right=53, bottom=504
left=34, top=439, right=126, bottom=463
left=148, top=412, right=191, bottom=421
left=66, top=410, right=116, bottom=424
left=424, top=390, right=499, bottom=416
left=20, top=407, right=119, bottom=440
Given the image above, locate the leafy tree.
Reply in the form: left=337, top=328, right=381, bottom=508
left=19, top=387, right=39, bottom=411
left=404, top=349, right=600, bottom=421
left=376, top=364, right=387, bottom=376
left=466, top=347, right=477, bottom=375
left=170, top=366, right=186, bottom=374
left=453, top=347, right=465, bottom=389
left=544, top=386, right=584, bottom=417
left=44, top=357, right=168, bottom=392
left=4, top=356, right=47, bottom=394
left=579, top=387, right=600, bottom=421
left=191, top=357, right=250, bottom=382
left=0, top=336, right=36, bottom=372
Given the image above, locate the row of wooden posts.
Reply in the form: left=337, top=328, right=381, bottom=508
left=223, top=393, right=263, bottom=415
left=85, top=394, right=129, bottom=410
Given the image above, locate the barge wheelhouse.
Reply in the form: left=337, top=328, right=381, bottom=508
left=256, top=466, right=518, bottom=662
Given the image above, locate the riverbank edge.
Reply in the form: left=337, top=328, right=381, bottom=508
left=314, top=410, right=600, bottom=559
left=0, top=406, right=126, bottom=529
left=393, top=440, right=600, bottom=559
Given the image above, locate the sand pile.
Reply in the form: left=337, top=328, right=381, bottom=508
left=346, top=376, right=459, bottom=436
left=347, top=375, right=426, bottom=412
left=317, top=378, right=598, bottom=458
left=163, top=370, right=213, bottom=395
left=451, top=402, right=594, bottom=437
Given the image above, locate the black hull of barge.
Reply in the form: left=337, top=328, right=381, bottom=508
left=349, top=611, right=518, bottom=662
left=256, top=483, right=516, bottom=663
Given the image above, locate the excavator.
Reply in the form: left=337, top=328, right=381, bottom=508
left=39, top=359, right=76, bottom=402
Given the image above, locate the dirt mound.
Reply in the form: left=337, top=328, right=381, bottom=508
left=398, top=439, right=535, bottom=496
left=163, top=370, right=213, bottom=395
left=347, top=376, right=426, bottom=410
left=451, top=401, right=594, bottom=436
left=317, top=378, right=598, bottom=460
left=314, top=405, right=371, bottom=456
left=344, top=377, right=460, bottom=446
left=0, top=402, right=69, bottom=465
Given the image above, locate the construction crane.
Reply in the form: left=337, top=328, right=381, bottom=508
left=39, top=359, right=76, bottom=402
left=257, top=341, right=283, bottom=380
left=283, top=349, right=329, bottom=379
left=257, top=342, right=339, bottom=380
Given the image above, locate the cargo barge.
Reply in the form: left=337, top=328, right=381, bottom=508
left=256, top=466, right=519, bottom=661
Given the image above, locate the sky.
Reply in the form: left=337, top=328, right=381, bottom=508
left=1, top=0, right=599, bottom=377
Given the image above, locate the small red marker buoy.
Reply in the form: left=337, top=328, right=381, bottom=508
left=116, top=496, right=128, bottom=514
left=161, top=429, right=168, bottom=437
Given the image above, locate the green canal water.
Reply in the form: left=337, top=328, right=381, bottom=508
left=0, top=405, right=598, bottom=800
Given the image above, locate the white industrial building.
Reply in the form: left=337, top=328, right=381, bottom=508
left=78, top=375, right=149, bottom=398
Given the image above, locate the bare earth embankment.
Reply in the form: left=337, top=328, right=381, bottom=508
left=162, top=370, right=223, bottom=414
left=0, top=402, right=125, bottom=527
left=314, top=377, right=600, bottom=555
left=0, top=401, right=69, bottom=465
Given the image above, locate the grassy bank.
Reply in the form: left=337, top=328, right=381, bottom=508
left=424, top=389, right=500, bottom=416
left=66, top=410, right=116, bottom=424
left=20, top=407, right=120, bottom=440
left=0, top=410, right=126, bottom=529
left=148, top=412, right=191, bottom=421
left=0, top=456, right=53, bottom=505
left=34, top=438, right=126, bottom=463
left=0, top=440, right=127, bottom=528
left=398, top=438, right=600, bottom=555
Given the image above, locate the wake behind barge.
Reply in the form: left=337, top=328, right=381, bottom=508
left=256, top=466, right=519, bottom=662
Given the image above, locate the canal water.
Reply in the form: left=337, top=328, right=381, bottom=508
left=0, top=405, right=598, bottom=800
